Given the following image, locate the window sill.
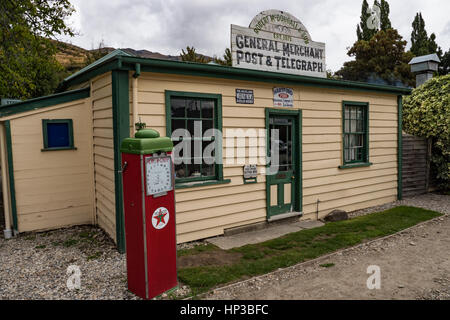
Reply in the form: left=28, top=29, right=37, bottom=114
left=175, top=179, right=231, bottom=190
left=338, top=162, right=373, bottom=169
left=41, top=147, right=77, bottom=152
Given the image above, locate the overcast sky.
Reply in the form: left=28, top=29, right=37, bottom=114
left=60, top=0, right=450, bottom=72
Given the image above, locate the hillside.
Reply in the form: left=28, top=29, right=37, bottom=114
left=54, top=41, right=192, bottom=76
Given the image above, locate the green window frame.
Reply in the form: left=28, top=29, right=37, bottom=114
left=165, top=90, right=229, bottom=188
left=339, top=101, right=372, bottom=169
left=41, top=119, right=76, bottom=151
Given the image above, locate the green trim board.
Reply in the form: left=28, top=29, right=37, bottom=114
left=340, top=101, right=371, bottom=168
left=165, top=90, right=224, bottom=185
left=59, top=54, right=412, bottom=96
left=41, top=119, right=76, bottom=151
left=265, top=108, right=302, bottom=219
left=112, top=70, right=130, bottom=253
left=397, top=95, right=403, bottom=200
left=4, top=121, right=18, bottom=232
left=0, top=88, right=90, bottom=118
left=175, top=179, right=231, bottom=190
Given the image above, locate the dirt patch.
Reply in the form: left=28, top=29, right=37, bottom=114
left=178, top=250, right=242, bottom=268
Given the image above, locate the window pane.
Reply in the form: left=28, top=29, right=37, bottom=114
left=344, top=107, right=350, bottom=121
left=356, top=134, right=363, bottom=147
left=186, top=164, right=201, bottom=178
left=172, top=119, right=185, bottom=131
left=357, top=108, right=363, bottom=120
left=344, top=119, right=350, bottom=133
left=356, top=118, right=363, bottom=132
left=171, top=98, right=185, bottom=117
left=47, top=123, right=70, bottom=148
left=202, top=140, right=215, bottom=159
left=175, top=164, right=186, bottom=178
left=202, top=161, right=215, bottom=177
left=202, top=119, right=214, bottom=135
left=187, top=120, right=203, bottom=136
left=350, top=107, right=356, bottom=119
left=202, top=100, right=214, bottom=118
left=348, top=134, right=355, bottom=147
left=186, top=99, right=201, bottom=118
left=350, top=119, right=357, bottom=132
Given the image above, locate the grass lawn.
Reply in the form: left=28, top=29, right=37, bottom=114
left=177, top=206, right=442, bottom=296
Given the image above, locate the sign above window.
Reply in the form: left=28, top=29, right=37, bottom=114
left=231, top=10, right=326, bottom=78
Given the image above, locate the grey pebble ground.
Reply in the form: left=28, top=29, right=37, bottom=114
left=0, top=193, right=448, bottom=300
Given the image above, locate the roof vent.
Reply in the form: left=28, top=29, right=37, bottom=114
left=409, top=53, right=440, bottom=87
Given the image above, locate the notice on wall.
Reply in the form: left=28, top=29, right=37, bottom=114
left=273, top=87, right=293, bottom=107
left=231, top=10, right=326, bottom=78
left=236, top=89, right=254, bottom=104
left=243, top=164, right=258, bottom=179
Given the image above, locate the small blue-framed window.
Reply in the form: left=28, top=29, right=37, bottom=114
left=42, top=119, right=76, bottom=151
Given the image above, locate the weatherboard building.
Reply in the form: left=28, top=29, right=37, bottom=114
left=0, top=10, right=410, bottom=251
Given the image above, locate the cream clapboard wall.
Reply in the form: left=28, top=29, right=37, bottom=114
left=90, top=72, right=117, bottom=241
left=8, top=98, right=95, bottom=232
left=134, top=72, right=398, bottom=243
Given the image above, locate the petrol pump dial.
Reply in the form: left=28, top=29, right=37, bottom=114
left=145, top=156, right=173, bottom=196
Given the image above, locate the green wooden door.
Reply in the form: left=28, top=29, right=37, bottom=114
left=267, top=114, right=298, bottom=218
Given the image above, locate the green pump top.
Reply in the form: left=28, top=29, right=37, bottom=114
left=120, top=129, right=173, bottom=155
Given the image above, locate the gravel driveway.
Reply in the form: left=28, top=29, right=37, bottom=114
left=0, top=193, right=448, bottom=300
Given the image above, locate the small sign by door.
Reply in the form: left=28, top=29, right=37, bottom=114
left=273, top=88, right=293, bottom=107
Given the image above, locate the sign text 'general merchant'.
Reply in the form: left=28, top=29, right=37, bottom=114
left=231, top=10, right=326, bottom=78
left=234, top=34, right=324, bottom=73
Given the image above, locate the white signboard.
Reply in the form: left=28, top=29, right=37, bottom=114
left=231, top=10, right=326, bottom=78
left=145, top=156, right=173, bottom=196
left=273, top=88, right=293, bottom=107
left=243, top=164, right=258, bottom=179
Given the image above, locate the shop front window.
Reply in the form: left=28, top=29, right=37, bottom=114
left=165, top=91, right=223, bottom=184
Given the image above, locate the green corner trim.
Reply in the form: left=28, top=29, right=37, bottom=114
left=4, top=121, right=18, bottom=231
left=112, top=70, right=130, bottom=253
left=0, top=88, right=90, bottom=118
left=397, top=95, right=403, bottom=200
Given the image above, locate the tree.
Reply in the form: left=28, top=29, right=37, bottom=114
left=336, top=29, right=415, bottom=87
left=357, top=0, right=392, bottom=41
left=214, top=48, right=232, bottom=66
left=439, top=49, right=450, bottom=75
left=180, top=46, right=208, bottom=63
left=402, top=75, right=450, bottom=190
left=410, top=12, right=442, bottom=57
left=379, top=0, right=392, bottom=30
left=0, top=0, right=75, bottom=100
left=356, top=0, right=376, bottom=41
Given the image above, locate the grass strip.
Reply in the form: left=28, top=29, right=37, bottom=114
left=177, top=206, right=442, bottom=296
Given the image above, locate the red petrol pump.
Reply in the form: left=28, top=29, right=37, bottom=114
left=120, top=129, right=177, bottom=300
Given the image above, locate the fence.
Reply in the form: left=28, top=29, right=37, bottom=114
left=402, top=134, right=432, bottom=198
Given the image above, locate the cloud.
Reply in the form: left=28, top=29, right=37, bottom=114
left=61, top=0, right=450, bottom=72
